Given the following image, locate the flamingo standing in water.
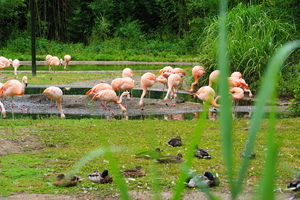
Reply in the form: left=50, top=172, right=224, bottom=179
left=163, top=74, right=182, bottom=104
left=0, top=76, right=28, bottom=119
left=63, top=55, right=71, bottom=71
left=122, top=68, right=133, bottom=78
left=194, top=86, right=220, bottom=108
left=139, top=72, right=157, bottom=107
left=92, top=90, right=129, bottom=113
left=43, top=86, right=65, bottom=118
left=190, top=65, right=206, bottom=93
left=111, top=77, right=134, bottom=99
left=12, top=59, right=20, bottom=78
left=86, top=83, right=113, bottom=95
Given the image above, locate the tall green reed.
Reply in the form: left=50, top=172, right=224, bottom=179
left=199, top=3, right=297, bottom=91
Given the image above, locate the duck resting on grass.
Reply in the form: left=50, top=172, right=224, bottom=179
left=133, top=148, right=163, bottom=159
left=54, top=174, right=80, bottom=187
left=194, top=146, right=212, bottom=159
left=121, top=166, right=146, bottom=177
left=155, top=153, right=184, bottom=164
left=185, top=171, right=220, bottom=188
left=167, top=136, right=182, bottom=147
left=287, top=172, right=300, bottom=191
left=88, top=170, right=113, bottom=183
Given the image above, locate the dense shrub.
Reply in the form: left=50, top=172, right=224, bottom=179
left=198, top=3, right=298, bottom=94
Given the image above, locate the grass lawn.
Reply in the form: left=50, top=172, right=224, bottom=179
left=0, top=117, right=299, bottom=198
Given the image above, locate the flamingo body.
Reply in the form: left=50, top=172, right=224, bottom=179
left=190, top=65, right=206, bottom=93
left=12, top=59, right=20, bottom=78
left=92, top=90, right=129, bottom=113
left=164, top=74, right=182, bottom=102
left=0, top=56, right=12, bottom=69
left=43, top=86, right=65, bottom=118
left=230, top=87, right=244, bottom=100
left=122, top=68, right=133, bottom=78
left=194, top=86, right=220, bottom=108
left=208, top=70, right=220, bottom=88
left=86, top=83, right=113, bottom=95
left=139, top=72, right=157, bottom=107
left=63, top=55, right=71, bottom=70
left=173, top=67, right=186, bottom=78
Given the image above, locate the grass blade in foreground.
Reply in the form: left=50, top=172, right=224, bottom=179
left=233, top=40, right=300, bottom=199
left=260, top=95, right=279, bottom=200
left=217, top=0, right=237, bottom=197
left=172, top=102, right=218, bottom=200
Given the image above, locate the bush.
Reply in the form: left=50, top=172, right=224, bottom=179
left=198, top=3, right=298, bottom=94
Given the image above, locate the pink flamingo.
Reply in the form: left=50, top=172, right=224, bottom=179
left=111, top=77, right=134, bottom=99
left=86, top=83, right=113, bottom=95
left=63, top=55, right=71, bottom=71
left=190, top=65, right=206, bottom=93
left=43, top=86, right=65, bottom=118
left=46, top=55, right=61, bottom=72
left=163, top=74, right=182, bottom=103
left=194, top=86, right=220, bottom=108
left=230, top=87, right=244, bottom=100
left=208, top=70, right=220, bottom=88
left=0, top=76, right=28, bottom=119
left=122, top=68, right=133, bottom=78
left=230, top=71, right=252, bottom=98
left=12, top=59, right=20, bottom=78
left=229, top=87, right=245, bottom=118
left=139, top=72, right=157, bottom=107
left=230, top=71, right=242, bottom=79
left=0, top=83, right=6, bottom=118
left=0, top=56, right=12, bottom=68
left=173, top=67, right=186, bottom=78
left=92, top=90, right=129, bottom=113
left=0, top=57, right=12, bottom=73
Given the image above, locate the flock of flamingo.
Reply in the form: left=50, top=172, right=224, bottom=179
left=0, top=54, right=253, bottom=119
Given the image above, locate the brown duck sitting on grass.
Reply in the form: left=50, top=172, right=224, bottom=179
left=133, top=148, right=163, bottom=159
left=88, top=170, right=113, bottom=183
left=167, top=136, right=182, bottom=147
left=194, top=146, right=212, bottom=159
left=54, top=174, right=80, bottom=187
left=155, top=153, right=184, bottom=164
left=121, top=166, right=146, bottom=177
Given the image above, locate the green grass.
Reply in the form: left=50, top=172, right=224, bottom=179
left=0, top=118, right=299, bottom=198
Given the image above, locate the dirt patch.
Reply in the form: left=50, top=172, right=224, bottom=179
left=0, top=189, right=293, bottom=200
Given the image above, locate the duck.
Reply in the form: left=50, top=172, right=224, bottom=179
left=133, top=148, right=163, bottom=159
left=155, top=153, right=184, bottom=164
left=287, top=172, right=300, bottom=191
left=240, top=150, right=256, bottom=159
left=167, top=136, right=182, bottom=147
left=121, top=166, right=146, bottom=177
left=194, top=146, right=211, bottom=159
left=185, top=171, right=219, bottom=188
left=88, top=170, right=113, bottom=183
left=54, top=174, right=80, bottom=187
